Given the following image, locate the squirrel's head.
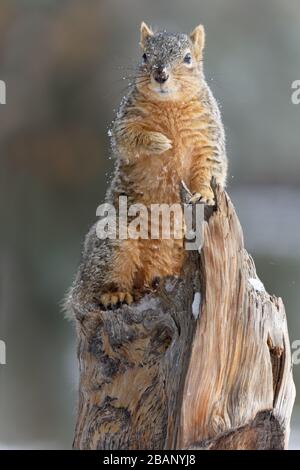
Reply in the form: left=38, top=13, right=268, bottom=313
left=136, top=22, right=205, bottom=101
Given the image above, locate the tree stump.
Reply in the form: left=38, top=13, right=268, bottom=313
left=69, top=187, right=295, bottom=450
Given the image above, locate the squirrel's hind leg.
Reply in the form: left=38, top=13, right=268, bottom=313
left=100, top=238, right=141, bottom=309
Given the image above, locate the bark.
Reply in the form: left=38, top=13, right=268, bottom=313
left=71, top=186, right=295, bottom=450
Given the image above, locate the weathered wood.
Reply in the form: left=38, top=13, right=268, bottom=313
left=70, top=187, right=295, bottom=450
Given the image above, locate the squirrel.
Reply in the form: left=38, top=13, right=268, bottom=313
left=69, top=22, right=227, bottom=311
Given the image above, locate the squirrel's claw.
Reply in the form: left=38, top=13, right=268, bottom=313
left=189, top=190, right=215, bottom=206
left=100, top=292, right=133, bottom=309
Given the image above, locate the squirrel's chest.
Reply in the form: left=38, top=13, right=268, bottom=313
left=152, top=103, right=204, bottom=150
left=126, top=103, right=206, bottom=199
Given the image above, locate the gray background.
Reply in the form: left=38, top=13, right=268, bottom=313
left=0, top=0, right=299, bottom=449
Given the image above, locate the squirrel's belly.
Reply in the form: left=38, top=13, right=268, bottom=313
left=125, top=152, right=183, bottom=204
left=117, top=140, right=193, bottom=205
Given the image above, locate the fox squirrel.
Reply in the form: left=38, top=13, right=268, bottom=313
left=70, top=22, right=227, bottom=310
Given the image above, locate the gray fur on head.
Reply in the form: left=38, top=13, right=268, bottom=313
left=142, top=32, right=191, bottom=69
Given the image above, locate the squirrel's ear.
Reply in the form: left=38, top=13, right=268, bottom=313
left=189, top=24, right=205, bottom=57
left=140, top=21, right=153, bottom=48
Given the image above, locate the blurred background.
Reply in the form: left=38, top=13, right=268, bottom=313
left=0, top=0, right=299, bottom=449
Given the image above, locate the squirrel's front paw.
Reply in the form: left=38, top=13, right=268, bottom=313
left=189, top=186, right=215, bottom=206
left=146, top=132, right=172, bottom=154
left=100, top=291, right=133, bottom=309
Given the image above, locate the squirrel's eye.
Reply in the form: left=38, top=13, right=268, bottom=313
left=142, top=53, right=148, bottom=63
left=183, top=53, right=192, bottom=65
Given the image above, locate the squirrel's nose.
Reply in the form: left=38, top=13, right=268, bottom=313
left=153, top=67, right=169, bottom=84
